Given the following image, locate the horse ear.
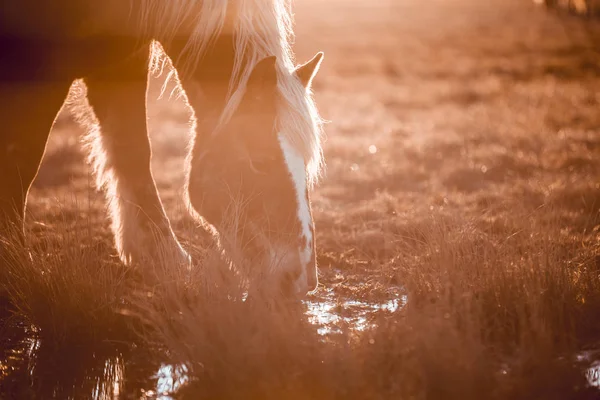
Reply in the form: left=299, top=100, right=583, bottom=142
left=294, top=52, right=324, bottom=88
left=246, top=56, right=278, bottom=92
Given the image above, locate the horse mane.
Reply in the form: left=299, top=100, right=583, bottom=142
left=142, top=0, right=324, bottom=185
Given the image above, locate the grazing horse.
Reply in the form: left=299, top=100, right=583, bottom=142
left=0, top=0, right=324, bottom=296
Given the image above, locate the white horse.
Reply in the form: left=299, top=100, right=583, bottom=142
left=0, top=0, right=324, bottom=296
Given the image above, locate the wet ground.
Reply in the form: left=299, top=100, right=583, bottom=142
left=0, top=294, right=406, bottom=399
left=2, top=303, right=600, bottom=399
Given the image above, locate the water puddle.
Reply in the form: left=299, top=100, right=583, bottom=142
left=0, top=289, right=408, bottom=399
left=304, top=288, right=406, bottom=335
left=144, top=364, right=188, bottom=400
left=587, top=361, right=600, bottom=388
left=139, top=290, right=408, bottom=397
left=577, top=351, right=600, bottom=388
left=5, top=292, right=600, bottom=399
left=92, top=358, right=122, bottom=400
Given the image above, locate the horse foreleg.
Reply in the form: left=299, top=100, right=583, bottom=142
left=80, top=48, right=190, bottom=268
left=0, top=81, right=71, bottom=231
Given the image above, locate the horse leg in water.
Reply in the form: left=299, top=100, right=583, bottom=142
left=0, top=81, right=71, bottom=230
left=82, top=46, right=190, bottom=266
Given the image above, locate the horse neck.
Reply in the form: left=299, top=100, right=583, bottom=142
left=196, top=35, right=237, bottom=89
left=171, top=33, right=241, bottom=115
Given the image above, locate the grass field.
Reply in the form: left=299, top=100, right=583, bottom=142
left=2, top=0, right=600, bottom=398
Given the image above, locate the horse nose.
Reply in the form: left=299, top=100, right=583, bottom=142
left=270, top=244, right=317, bottom=296
left=291, top=259, right=318, bottom=296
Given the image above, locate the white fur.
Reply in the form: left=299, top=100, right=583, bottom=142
left=278, top=135, right=313, bottom=275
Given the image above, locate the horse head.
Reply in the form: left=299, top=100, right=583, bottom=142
left=186, top=53, right=324, bottom=298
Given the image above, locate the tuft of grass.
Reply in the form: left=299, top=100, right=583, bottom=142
left=0, top=216, right=136, bottom=345
left=394, top=207, right=600, bottom=399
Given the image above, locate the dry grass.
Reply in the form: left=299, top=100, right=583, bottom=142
left=127, top=203, right=600, bottom=399
left=0, top=218, right=134, bottom=345
left=5, top=199, right=600, bottom=398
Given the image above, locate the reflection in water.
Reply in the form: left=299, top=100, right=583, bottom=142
left=0, top=318, right=161, bottom=400
left=92, top=359, right=122, bottom=400
left=578, top=351, right=600, bottom=388
left=305, top=297, right=340, bottom=335
left=150, top=364, right=188, bottom=400
left=587, top=361, right=600, bottom=388
left=4, top=291, right=600, bottom=398
left=0, top=289, right=407, bottom=398
left=304, top=288, right=406, bottom=335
